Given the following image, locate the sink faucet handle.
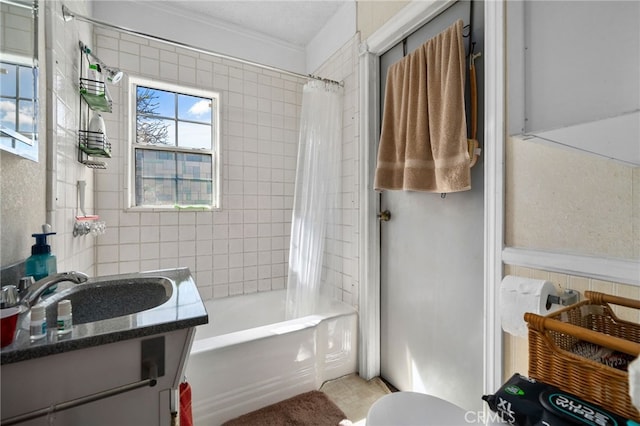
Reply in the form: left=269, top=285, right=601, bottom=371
left=18, top=276, right=35, bottom=294
left=1, top=285, right=20, bottom=308
left=67, top=271, right=90, bottom=283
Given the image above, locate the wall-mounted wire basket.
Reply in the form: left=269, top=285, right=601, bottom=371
left=79, top=129, right=111, bottom=158
left=79, top=78, right=112, bottom=112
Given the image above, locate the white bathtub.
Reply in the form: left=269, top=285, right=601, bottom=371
left=185, top=289, right=358, bottom=425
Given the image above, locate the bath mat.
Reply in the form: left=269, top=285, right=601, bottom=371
left=222, top=390, right=351, bottom=426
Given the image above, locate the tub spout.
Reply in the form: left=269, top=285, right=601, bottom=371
left=22, top=271, right=89, bottom=307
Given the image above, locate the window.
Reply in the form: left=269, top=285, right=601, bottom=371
left=129, top=77, right=219, bottom=209
left=0, top=59, right=38, bottom=161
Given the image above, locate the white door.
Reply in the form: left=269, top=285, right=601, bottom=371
left=379, top=0, right=486, bottom=412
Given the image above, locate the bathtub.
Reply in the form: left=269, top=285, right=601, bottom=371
left=185, top=289, right=358, bottom=425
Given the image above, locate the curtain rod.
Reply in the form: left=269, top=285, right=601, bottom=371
left=61, top=4, right=343, bottom=87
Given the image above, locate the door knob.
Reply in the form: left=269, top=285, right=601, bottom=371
left=377, top=210, right=391, bottom=222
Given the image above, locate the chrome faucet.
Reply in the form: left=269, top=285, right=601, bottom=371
left=21, top=271, right=89, bottom=307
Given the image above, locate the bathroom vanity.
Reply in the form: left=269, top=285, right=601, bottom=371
left=0, top=268, right=208, bottom=426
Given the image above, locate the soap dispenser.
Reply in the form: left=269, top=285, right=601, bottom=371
left=25, top=224, right=58, bottom=293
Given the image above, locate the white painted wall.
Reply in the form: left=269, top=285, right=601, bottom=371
left=514, top=1, right=640, bottom=133
left=91, top=1, right=294, bottom=75
left=306, top=1, right=357, bottom=75
left=503, top=0, right=640, bottom=383
left=506, top=1, right=640, bottom=264
left=91, top=1, right=356, bottom=76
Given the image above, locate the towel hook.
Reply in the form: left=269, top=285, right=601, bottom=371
left=463, top=24, right=471, bottom=38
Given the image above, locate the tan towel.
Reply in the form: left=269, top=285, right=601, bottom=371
left=374, top=20, right=470, bottom=193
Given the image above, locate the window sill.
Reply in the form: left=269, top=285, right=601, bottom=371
left=125, top=206, right=220, bottom=213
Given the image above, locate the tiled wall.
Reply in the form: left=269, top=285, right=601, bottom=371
left=91, top=26, right=362, bottom=306
left=46, top=0, right=96, bottom=274
left=502, top=265, right=640, bottom=379
left=312, top=33, right=361, bottom=309
left=91, top=26, right=307, bottom=300
left=3, top=0, right=362, bottom=309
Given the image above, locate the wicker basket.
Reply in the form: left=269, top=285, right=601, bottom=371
left=525, top=291, right=640, bottom=421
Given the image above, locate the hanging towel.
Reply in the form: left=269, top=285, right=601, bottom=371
left=374, top=19, right=470, bottom=193
left=629, top=357, right=640, bottom=410
left=180, top=381, right=193, bottom=426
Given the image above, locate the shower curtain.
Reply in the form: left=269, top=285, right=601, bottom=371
left=286, top=80, right=343, bottom=319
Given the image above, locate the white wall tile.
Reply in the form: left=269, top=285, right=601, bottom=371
left=140, top=242, right=160, bottom=260
left=97, top=245, right=119, bottom=263
left=229, top=282, right=243, bottom=295
left=160, top=241, right=179, bottom=257
left=140, top=226, right=160, bottom=243
left=229, top=268, right=243, bottom=283
left=119, top=244, right=140, bottom=262
left=212, top=284, right=229, bottom=298
left=160, top=226, right=179, bottom=242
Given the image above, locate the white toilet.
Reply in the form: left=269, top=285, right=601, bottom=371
left=366, top=392, right=468, bottom=426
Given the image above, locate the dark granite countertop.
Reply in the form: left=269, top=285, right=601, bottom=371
left=1, top=268, right=208, bottom=365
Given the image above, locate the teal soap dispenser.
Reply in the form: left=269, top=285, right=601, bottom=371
left=25, top=224, right=58, bottom=294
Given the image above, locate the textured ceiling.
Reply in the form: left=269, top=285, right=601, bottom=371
left=154, top=1, right=349, bottom=47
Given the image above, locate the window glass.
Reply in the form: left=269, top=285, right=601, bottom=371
left=18, top=67, right=34, bottom=99
left=0, top=60, right=38, bottom=161
left=136, top=86, right=174, bottom=118
left=177, top=122, right=211, bottom=149
left=178, top=94, right=212, bottom=124
left=137, top=116, right=175, bottom=146
left=135, top=149, right=213, bottom=206
left=0, top=99, right=17, bottom=131
left=0, top=64, right=17, bottom=97
left=176, top=152, right=213, bottom=205
left=17, top=100, right=35, bottom=133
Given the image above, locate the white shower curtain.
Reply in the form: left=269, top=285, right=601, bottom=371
left=286, top=80, right=343, bottom=319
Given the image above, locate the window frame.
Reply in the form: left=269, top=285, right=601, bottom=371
left=127, top=76, right=221, bottom=211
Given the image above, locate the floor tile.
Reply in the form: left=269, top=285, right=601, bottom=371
left=321, top=374, right=392, bottom=425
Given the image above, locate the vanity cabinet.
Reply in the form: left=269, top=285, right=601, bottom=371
left=1, top=328, right=193, bottom=426
left=0, top=268, right=208, bottom=426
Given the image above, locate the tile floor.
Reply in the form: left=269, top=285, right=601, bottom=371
left=320, top=374, right=392, bottom=425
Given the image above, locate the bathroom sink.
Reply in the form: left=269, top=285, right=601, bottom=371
left=1, top=268, right=207, bottom=367
left=43, top=277, right=173, bottom=327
